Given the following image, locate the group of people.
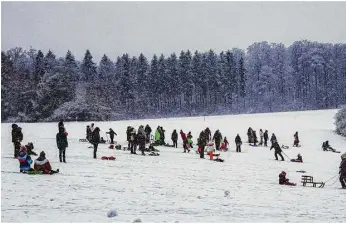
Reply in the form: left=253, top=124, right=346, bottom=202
left=126, top=125, right=148, bottom=155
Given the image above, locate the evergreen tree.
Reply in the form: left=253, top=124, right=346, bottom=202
left=81, top=50, right=97, bottom=82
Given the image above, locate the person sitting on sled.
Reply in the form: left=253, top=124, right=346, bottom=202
left=322, top=141, right=336, bottom=151
left=100, top=137, right=107, bottom=144
left=291, top=153, right=303, bottom=163
left=279, top=171, right=295, bottom=185
left=220, top=137, right=229, bottom=151
left=293, top=132, right=300, bottom=147
left=17, top=146, right=34, bottom=173
left=34, top=151, right=59, bottom=174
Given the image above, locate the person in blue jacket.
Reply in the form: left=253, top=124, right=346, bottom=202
left=17, top=146, right=34, bottom=173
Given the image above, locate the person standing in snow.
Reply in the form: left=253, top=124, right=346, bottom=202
left=187, top=132, right=193, bottom=148
left=252, top=130, right=258, bottom=146
left=259, top=129, right=264, bottom=146
left=263, top=130, right=269, bottom=147
left=136, top=130, right=146, bottom=155
left=91, top=127, right=101, bottom=159
left=86, top=125, right=92, bottom=142
left=144, top=124, right=152, bottom=143
left=106, top=128, right=117, bottom=144
left=212, top=130, right=223, bottom=150
left=126, top=126, right=133, bottom=149
left=198, top=130, right=207, bottom=158
left=154, top=126, right=161, bottom=145
left=235, top=134, right=242, bottom=152
left=247, top=127, right=253, bottom=143
left=160, top=127, right=166, bottom=145
left=205, top=127, right=212, bottom=142
left=171, top=130, right=178, bottom=148
left=180, top=130, right=188, bottom=152
left=130, top=128, right=137, bottom=154
left=339, top=153, right=346, bottom=188
left=270, top=142, right=284, bottom=161
left=12, top=124, right=22, bottom=158
left=56, top=126, right=68, bottom=163
left=293, top=132, right=300, bottom=147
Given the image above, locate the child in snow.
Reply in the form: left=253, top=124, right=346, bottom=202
left=187, top=132, right=193, bottom=148
left=291, top=153, right=303, bottom=163
left=279, top=171, right=296, bottom=186
left=293, top=132, right=300, bottom=147
left=220, top=137, right=229, bottom=151
left=17, top=146, right=34, bottom=173
left=34, top=151, right=59, bottom=174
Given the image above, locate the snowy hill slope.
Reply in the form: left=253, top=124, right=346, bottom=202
left=1, top=109, right=346, bottom=222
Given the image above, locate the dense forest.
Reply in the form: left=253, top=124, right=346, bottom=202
left=1, top=40, right=346, bottom=122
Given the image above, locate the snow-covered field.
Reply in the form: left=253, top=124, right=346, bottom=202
left=1, top=109, right=346, bottom=222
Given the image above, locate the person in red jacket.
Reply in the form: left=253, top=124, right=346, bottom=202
left=180, top=130, right=188, bottom=152
left=34, top=151, right=59, bottom=174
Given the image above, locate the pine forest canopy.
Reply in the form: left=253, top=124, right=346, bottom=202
left=1, top=40, right=346, bottom=122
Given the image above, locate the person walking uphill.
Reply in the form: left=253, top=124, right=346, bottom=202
left=212, top=130, right=222, bottom=150
left=56, top=126, right=68, bottom=163
left=339, top=153, right=346, bottom=189
left=171, top=130, right=178, bottom=148
left=270, top=142, right=284, bottom=161
left=91, top=127, right=101, bottom=159
left=198, top=130, right=207, bottom=159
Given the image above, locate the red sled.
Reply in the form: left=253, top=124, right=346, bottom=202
left=281, top=182, right=296, bottom=186
left=291, top=159, right=303, bottom=163
left=101, top=156, right=116, bottom=160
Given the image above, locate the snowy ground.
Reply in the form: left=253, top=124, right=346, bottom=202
left=1, top=109, right=346, bottom=222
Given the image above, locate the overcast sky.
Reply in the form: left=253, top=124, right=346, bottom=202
left=2, top=1, right=346, bottom=62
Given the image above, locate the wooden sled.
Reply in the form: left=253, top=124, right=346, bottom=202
left=301, top=175, right=325, bottom=188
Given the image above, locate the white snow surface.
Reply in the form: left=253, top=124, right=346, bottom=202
left=1, top=109, right=346, bottom=222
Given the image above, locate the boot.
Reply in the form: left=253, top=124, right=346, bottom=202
left=63, top=158, right=66, bottom=163
left=59, top=155, right=62, bottom=163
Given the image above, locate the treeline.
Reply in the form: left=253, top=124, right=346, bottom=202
left=1, top=40, right=346, bottom=122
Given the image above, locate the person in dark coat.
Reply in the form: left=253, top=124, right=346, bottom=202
left=144, top=125, right=152, bottom=143
left=198, top=130, right=207, bottom=159
left=86, top=125, right=92, bottom=141
left=270, top=133, right=277, bottom=146
left=278, top=171, right=295, bottom=185
left=137, top=131, right=146, bottom=155
left=106, top=128, right=117, bottom=144
left=263, top=130, right=269, bottom=147
left=180, top=130, right=188, bottom=152
left=270, top=142, right=284, bottom=161
left=205, top=127, right=212, bottom=142
left=252, top=130, right=258, bottom=146
left=58, top=119, right=64, bottom=130
left=339, top=153, right=346, bottom=188
left=235, top=134, right=242, bottom=152
left=171, top=130, right=178, bottom=148
left=293, top=132, right=299, bottom=147
left=130, top=128, right=137, bottom=154
left=56, top=126, right=68, bottom=163
left=212, top=130, right=222, bottom=150
left=91, top=127, right=101, bottom=158
left=126, top=126, right=133, bottom=149
left=160, top=127, right=166, bottom=145
left=12, top=124, right=22, bottom=158
left=247, top=127, right=253, bottom=143
left=322, top=141, right=336, bottom=151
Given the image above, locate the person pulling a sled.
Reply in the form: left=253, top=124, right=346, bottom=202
left=293, top=132, right=300, bottom=147
left=291, top=153, right=303, bottom=163
left=235, top=134, right=242, bottom=152
left=322, top=141, right=336, bottom=152
left=34, top=151, right=59, bottom=174
left=279, top=171, right=296, bottom=186
left=339, top=153, right=346, bottom=189
left=270, top=141, right=285, bottom=161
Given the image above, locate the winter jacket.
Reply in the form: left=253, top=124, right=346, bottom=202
left=264, top=131, right=269, bottom=140
left=198, top=131, right=207, bottom=147
left=18, top=151, right=33, bottom=171
left=138, top=126, right=145, bottom=136
left=270, top=143, right=282, bottom=153
left=107, top=129, right=117, bottom=139
left=247, top=128, right=253, bottom=136
left=270, top=134, right=277, bottom=144
left=136, top=132, right=146, bottom=145
left=340, top=159, right=346, bottom=176
left=91, top=129, right=101, bottom=144
left=205, top=128, right=211, bottom=140
left=155, top=129, right=161, bottom=141
left=56, top=128, right=68, bottom=149
left=235, top=135, right=242, bottom=145
left=180, top=131, right=187, bottom=142
left=126, top=127, right=132, bottom=141
left=34, top=156, right=52, bottom=174
left=144, top=125, right=152, bottom=134
left=187, top=133, right=193, bottom=144
left=12, top=127, right=23, bottom=143
left=171, top=131, right=178, bottom=141
left=213, top=131, right=222, bottom=143
left=259, top=130, right=264, bottom=137
left=294, top=133, right=299, bottom=142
